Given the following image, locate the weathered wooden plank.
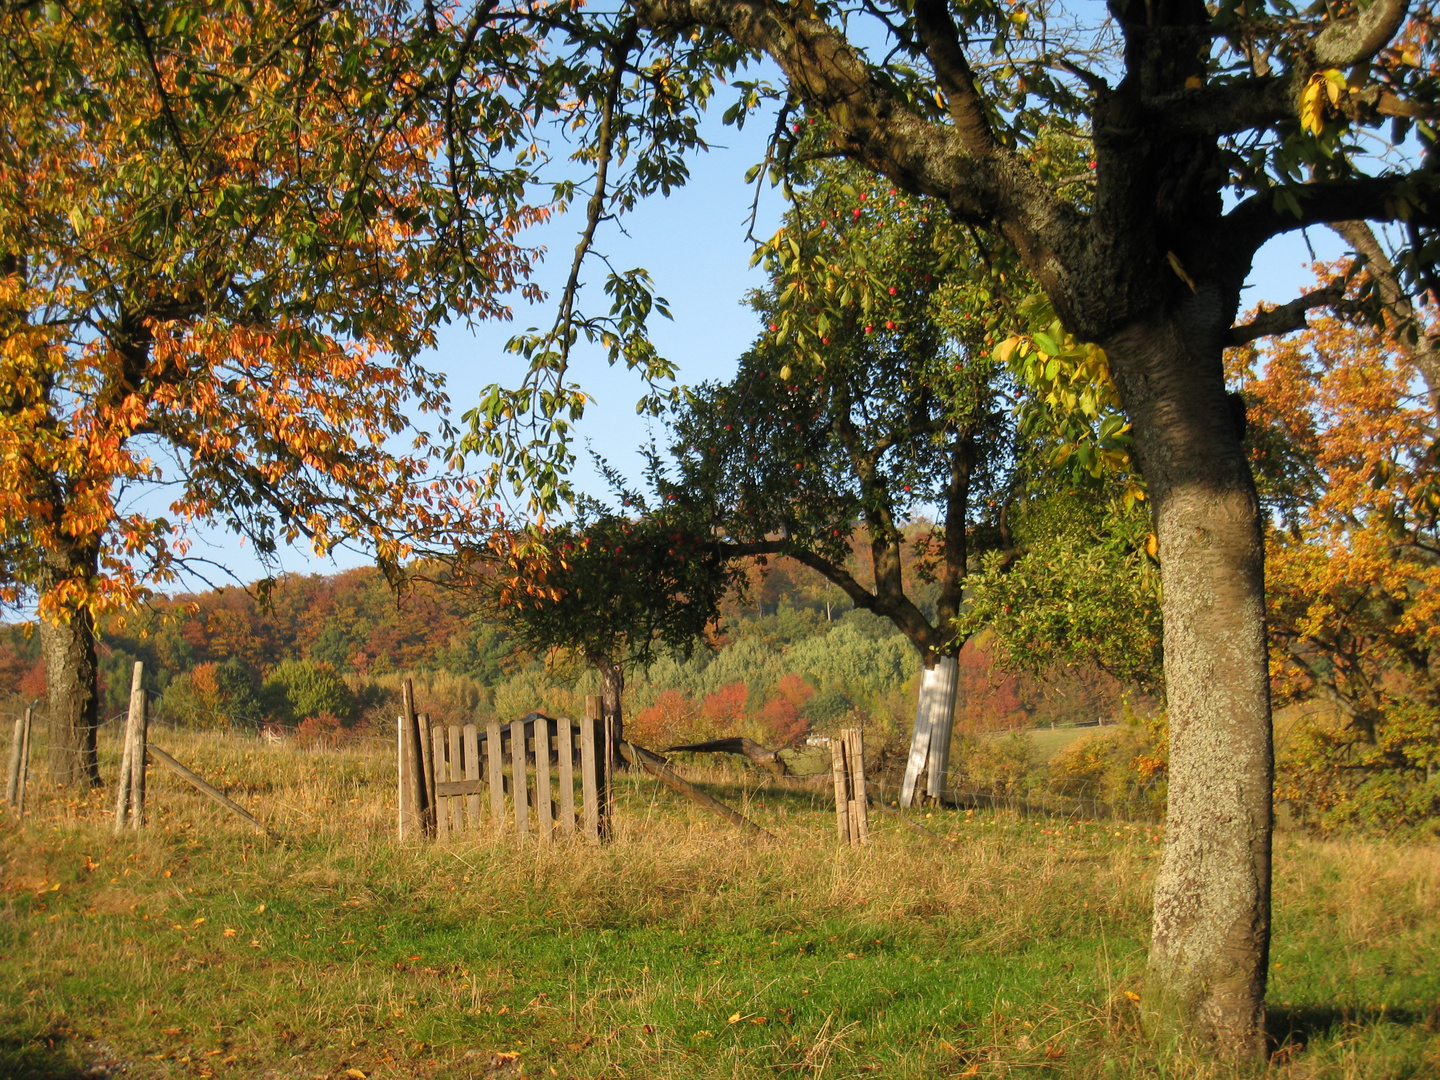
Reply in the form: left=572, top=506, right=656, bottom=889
left=831, top=736, right=850, bottom=843
left=618, top=742, right=773, bottom=839
left=147, top=745, right=275, bottom=837
left=580, top=712, right=599, bottom=840
left=534, top=718, right=552, bottom=843
left=463, top=723, right=481, bottom=829
left=510, top=720, right=529, bottom=836
left=556, top=719, right=576, bottom=835
left=436, top=778, right=485, bottom=797
left=487, top=721, right=505, bottom=833
left=433, top=726, right=450, bottom=841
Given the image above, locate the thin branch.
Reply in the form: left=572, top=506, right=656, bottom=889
left=1226, top=284, right=1345, bottom=345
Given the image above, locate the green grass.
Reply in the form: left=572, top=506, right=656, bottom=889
left=1, top=728, right=1438, bottom=1079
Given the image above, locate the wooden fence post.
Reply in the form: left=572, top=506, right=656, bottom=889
left=581, top=703, right=600, bottom=841
left=398, top=679, right=428, bottom=841
left=832, top=728, right=868, bottom=846
left=432, top=724, right=451, bottom=841
left=6, top=705, right=32, bottom=813
left=114, top=662, right=147, bottom=832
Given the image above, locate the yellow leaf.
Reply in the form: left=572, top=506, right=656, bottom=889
left=345, top=1071, right=367, bottom=1079
left=1300, top=72, right=1332, bottom=135
left=1145, top=534, right=1159, bottom=559
left=1165, top=251, right=1197, bottom=294
left=1123, top=990, right=1142, bottom=1003
left=727, top=1012, right=742, bottom=1024
left=1184, top=75, right=1202, bottom=89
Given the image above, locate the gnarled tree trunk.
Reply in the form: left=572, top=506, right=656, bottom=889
left=1106, top=292, right=1273, bottom=1056
left=35, top=543, right=103, bottom=788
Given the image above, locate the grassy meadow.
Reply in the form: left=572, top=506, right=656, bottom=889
left=2, top=727, right=1438, bottom=1080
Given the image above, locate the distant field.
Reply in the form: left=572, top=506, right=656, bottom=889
left=2, top=728, right=1437, bottom=1080
left=983, top=723, right=1112, bottom=762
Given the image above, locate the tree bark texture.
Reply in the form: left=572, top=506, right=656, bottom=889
left=36, top=599, right=101, bottom=788
left=599, top=659, right=625, bottom=768
left=1105, top=292, right=1273, bottom=1056
left=899, top=653, right=960, bottom=806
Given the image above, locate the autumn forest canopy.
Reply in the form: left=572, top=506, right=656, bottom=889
left=7, top=0, right=1440, bottom=1059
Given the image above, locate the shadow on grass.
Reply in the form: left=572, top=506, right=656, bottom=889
left=1268, top=1002, right=1439, bottom=1051
left=0, top=1035, right=87, bottom=1080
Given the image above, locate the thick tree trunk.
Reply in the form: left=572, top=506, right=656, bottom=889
left=34, top=550, right=101, bottom=789
left=598, top=659, right=626, bottom=769
left=1105, top=292, right=1273, bottom=1057
left=899, top=653, right=960, bottom=806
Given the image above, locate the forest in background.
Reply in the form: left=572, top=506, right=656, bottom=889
left=0, top=538, right=1137, bottom=764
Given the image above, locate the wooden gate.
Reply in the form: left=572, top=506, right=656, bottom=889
left=398, top=692, right=612, bottom=843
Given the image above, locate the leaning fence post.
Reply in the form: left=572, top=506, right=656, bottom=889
left=845, top=728, right=869, bottom=844
left=831, top=736, right=850, bottom=842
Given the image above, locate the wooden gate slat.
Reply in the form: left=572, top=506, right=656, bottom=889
left=580, top=715, right=599, bottom=840
left=510, top=720, right=529, bottom=836
left=557, top=720, right=576, bottom=836
left=432, top=726, right=450, bottom=841
left=534, top=719, right=552, bottom=843
left=487, top=721, right=505, bottom=833
left=463, top=723, right=481, bottom=830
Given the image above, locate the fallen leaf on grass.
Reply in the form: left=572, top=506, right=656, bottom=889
left=1123, top=991, right=1141, bottom=1003
left=728, top=1012, right=742, bottom=1025
left=345, top=1069, right=367, bottom=1079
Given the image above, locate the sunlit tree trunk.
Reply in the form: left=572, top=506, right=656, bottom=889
left=1108, top=293, right=1273, bottom=1056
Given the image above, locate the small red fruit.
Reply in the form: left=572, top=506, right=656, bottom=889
left=888, top=286, right=897, bottom=295
left=885, top=320, right=895, bottom=329
left=852, top=208, right=861, bottom=218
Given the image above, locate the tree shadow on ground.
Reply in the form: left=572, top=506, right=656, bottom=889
left=0, top=1037, right=85, bottom=1080
left=1268, top=1002, right=1439, bottom=1054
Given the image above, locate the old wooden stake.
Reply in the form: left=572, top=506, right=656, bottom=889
left=12, top=706, right=31, bottom=816
left=126, top=663, right=148, bottom=830
left=843, top=728, right=868, bottom=844
left=399, top=679, right=425, bottom=841
left=831, top=736, right=850, bottom=843
left=7, top=706, right=31, bottom=810
left=6, top=711, right=25, bottom=807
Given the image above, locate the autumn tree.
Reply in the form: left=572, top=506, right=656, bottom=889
left=1236, top=306, right=1440, bottom=833
left=434, top=0, right=1440, bottom=1050
left=0, top=0, right=548, bottom=783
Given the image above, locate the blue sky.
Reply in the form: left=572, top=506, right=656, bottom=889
left=176, top=111, right=1348, bottom=589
